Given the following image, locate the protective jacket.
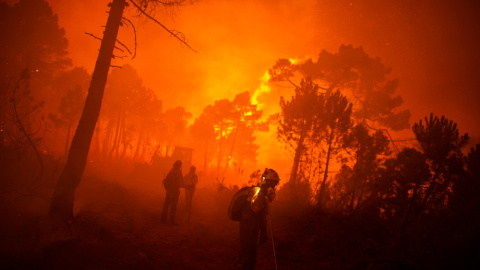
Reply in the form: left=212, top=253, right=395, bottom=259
left=238, top=186, right=275, bottom=270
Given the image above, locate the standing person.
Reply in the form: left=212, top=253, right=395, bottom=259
left=183, top=166, right=198, bottom=221
left=161, top=160, right=183, bottom=225
left=238, top=168, right=280, bottom=270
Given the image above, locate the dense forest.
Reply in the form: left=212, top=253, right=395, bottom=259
left=1, top=0, right=479, bottom=269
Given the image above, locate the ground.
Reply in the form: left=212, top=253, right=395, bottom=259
left=0, top=164, right=419, bottom=269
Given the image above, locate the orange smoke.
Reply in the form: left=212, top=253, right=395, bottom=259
left=33, top=0, right=480, bottom=185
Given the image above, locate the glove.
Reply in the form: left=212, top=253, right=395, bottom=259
left=267, top=187, right=276, bottom=202
left=260, top=183, right=269, bottom=192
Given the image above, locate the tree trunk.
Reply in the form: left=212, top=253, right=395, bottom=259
left=119, top=116, right=128, bottom=159
left=318, top=127, right=334, bottom=207
left=133, top=123, right=145, bottom=161
left=64, top=119, right=72, bottom=158
left=414, top=177, right=437, bottom=219
left=216, top=120, right=224, bottom=179
left=223, top=119, right=241, bottom=177
left=92, top=119, right=101, bottom=155
left=102, top=118, right=113, bottom=158
left=109, top=111, right=122, bottom=160
left=140, top=132, right=150, bottom=161
left=348, top=189, right=356, bottom=214
left=289, top=130, right=306, bottom=186
left=49, top=0, right=126, bottom=220
left=399, top=183, right=419, bottom=236
left=203, top=138, right=209, bottom=174
left=115, top=113, right=126, bottom=159
left=353, top=185, right=365, bottom=214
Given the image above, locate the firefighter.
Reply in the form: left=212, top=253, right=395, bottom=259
left=238, top=168, right=280, bottom=270
left=161, top=160, right=183, bottom=225
left=183, top=165, right=198, bottom=222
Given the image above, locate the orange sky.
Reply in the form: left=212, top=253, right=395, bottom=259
left=4, top=0, right=480, bottom=179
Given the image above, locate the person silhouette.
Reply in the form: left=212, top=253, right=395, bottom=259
left=161, top=160, right=183, bottom=225
left=183, top=165, right=198, bottom=223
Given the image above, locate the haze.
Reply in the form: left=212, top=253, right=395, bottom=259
left=2, top=0, right=480, bottom=269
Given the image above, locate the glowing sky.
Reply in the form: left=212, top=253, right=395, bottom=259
left=4, top=0, right=480, bottom=175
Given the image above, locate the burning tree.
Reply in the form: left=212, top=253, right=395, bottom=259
left=270, top=45, right=411, bottom=205
left=270, top=44, right=410, bottom=131
left=190, top=91, right=264, bottom=182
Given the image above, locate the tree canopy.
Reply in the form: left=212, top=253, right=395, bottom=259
left=270, top=45, right=410, bottom=131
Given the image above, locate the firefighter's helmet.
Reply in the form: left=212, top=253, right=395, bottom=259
left=261, top=168, right=280, bottom=188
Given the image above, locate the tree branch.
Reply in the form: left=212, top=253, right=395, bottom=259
left=85, top=32, right=102, bottom=41
left=115, top=38, right=132, bottom=55
left=287, top=78, right=300, bottom=89
left=122, top=17, right=137, bottom=59
left=128, top=0, right=197, bottom=53
left=85, top=32, right=128, bottom=54
left=11, top=70, right=44, bottom=184
left=364, top=122, right=400, bottom=153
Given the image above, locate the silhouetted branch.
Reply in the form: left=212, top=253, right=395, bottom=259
left=287, top=78, right=300, bottom=89
left=86, top=32, right=128, bottom=54
left=138, top=0, right=187, bottom=11
left=364, top=123, right=400, bottom=153
left=85, top=32, right=102, bottom=41
left=392, top=138, right=417, bottom=142
left=11, top=69, right=44, bottom=184
left=156, top=0, right=185, bottom=6
left=127, top=0, right=197, bottom=53
left=121, top=17, right=137, bottom=59
left=113, top=45, right=125, bottom=53
left=113, top=55, right=129, bottom=59
left=115, top=38, right=132, bottom=55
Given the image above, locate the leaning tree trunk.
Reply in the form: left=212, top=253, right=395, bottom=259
left=49, top=0, right=126, bottom=220
left=286, top=128, right=307, bottom=204
left=64, top=119, right=72, bottom=158
left=289, top=131, right=306, bottom=186
left=318, top=127, right=334, bottom=208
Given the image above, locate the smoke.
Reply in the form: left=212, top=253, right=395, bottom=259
left=31, top=0, right=480, bottom=177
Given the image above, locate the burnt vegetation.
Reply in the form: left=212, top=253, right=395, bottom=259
left=0, top=0, right=479, bottom=269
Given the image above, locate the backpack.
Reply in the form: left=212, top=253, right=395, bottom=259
left=228, top=186, right=252, bottom=221
left=162, top=171, right=175, bottom=190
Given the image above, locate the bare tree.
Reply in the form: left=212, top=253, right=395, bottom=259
left=49, top=0, right=195, bottom=220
